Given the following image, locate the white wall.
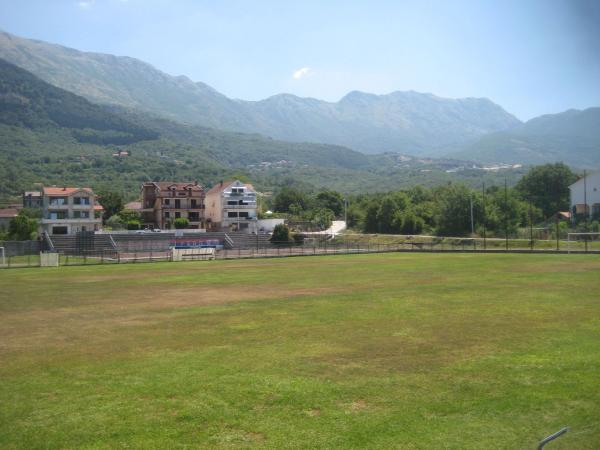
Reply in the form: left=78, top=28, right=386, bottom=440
left=570, top=171, right=600, bottom=216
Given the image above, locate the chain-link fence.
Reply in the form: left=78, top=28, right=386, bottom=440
left=2, top=233, right=599, bottom=269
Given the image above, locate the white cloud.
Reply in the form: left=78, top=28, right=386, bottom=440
left=77, top=0, right=95, bottom=9
left=292, top=67, right=314, bottom=80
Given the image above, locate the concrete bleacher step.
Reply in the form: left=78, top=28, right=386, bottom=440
left=50, top=235, right=117, bottom=255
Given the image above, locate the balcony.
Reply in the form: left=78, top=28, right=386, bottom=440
left=161, top=205, right=205, bottom=210
left=224, top=204, right=256, bottom=209
left=223, top=216, right=257, bottom=221
left=41, top=217, right=101, bottom=224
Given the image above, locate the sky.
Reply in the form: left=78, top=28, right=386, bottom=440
left=0, top=0, right=599, bottom=120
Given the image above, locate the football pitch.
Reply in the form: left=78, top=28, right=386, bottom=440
left=1, top=253, right=599, bottom=449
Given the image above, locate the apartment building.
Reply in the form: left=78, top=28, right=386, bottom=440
left=140, top=182, right=205, bottom=229
left=205, top=180, right=258, bottom=233
left=39, top=186, right=102, bottom=235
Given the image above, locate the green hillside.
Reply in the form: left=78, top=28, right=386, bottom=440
left=0, top=30, right=521, bottom=155
left=453, top=108, right=600, bottom=167
left=0, top=58, right=528, bottom=203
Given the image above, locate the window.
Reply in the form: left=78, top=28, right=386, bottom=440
left=73, top=211, right=89, bottom=219
left=175, top=212, right=181, bottom=219
left=227, top=201, right=238, bottom=206
left=191, top=199, right=197, bottom=208
left=227, top=212, right=238, bottom=218
left=52, top=226, right=68, bottom=235
left=164, top=199, right=170, bottom=205
left=73, top=197, right=90, bottom=205
left=49, top=197, right=66, bottom=206
left=175, top=199, right=181, bottom=208
left=239, top=212, right=249, bottom=218
left=165, top=212, right=170, bottom=218
left=49, top=211, right=67, bottom=220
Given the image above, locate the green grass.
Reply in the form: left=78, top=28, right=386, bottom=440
left=1, top=253, right=599, bottom=449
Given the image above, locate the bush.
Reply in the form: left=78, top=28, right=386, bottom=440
left=126, top=220, right=141, bottom=230
left=8, top=212, right=38, bottom=240
left=174, top=217, right=189, bottom=229
left=270, top=223, right=291, bottom=244
left=106, top=214, right=125, bottom=230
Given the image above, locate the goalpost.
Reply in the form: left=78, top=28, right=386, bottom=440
left=0, top=247, right=5, bottom=267
left=567, top=232, right=600, bottom=254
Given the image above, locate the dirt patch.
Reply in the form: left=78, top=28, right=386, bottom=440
left=0, top=284, right=344, bottom=356
left=348, top=400, right=368, bottom=412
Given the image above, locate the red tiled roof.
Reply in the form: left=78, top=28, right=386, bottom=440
left=143, top=181, right=204, bottom=193
left=43, top=187, right=93, bottom=196
left=206, top=180, right=255, bottom=195
left=93, top=204, right=104, bottom=211
left=0, top=208, right=19, bottom=218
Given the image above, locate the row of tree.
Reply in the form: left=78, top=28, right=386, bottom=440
left=270, top=163, right=585, bottom=237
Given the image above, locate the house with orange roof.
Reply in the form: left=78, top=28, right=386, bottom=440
left=38, top=186, right=102, bottom=235
left=205, top=180, right=258, bottom=233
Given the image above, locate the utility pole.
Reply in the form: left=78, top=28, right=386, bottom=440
left=555, top=177, right=560, bottom=251
left=344, top=198, right=348, bottom=227
left=482, top=182, right=487, bottom=250
left=583, top=169, right=588, bottom=252
left=470, top=195, right=474, bottom=236
left=529, top=198, right=534, bottom=251
left=504, top=178, right=509, bottom=251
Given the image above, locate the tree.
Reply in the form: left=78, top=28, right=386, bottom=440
left=174, top=217, right=189, bottom=229
left=311, top=208, right=334, bottom=230
left=435, top=184, right=473, bottom=236
left=118, top=209, right=141, bottom=223
left=395, top=209, right=424, bottom=234
left=106, top=214, right=125, bottom=230
left=315, top=190, right=344, bottom=216
left=273, top=187, right=309, bottom=213
left=270, top=223, right=291, bottom=244
left=363, top=201, right=381, bottom=233
left=8, top=211, right=38, bottom=240
left=516, top=163, right=577, bottom=219
left=97, top=191, right=124, bottom=221
left=375, top=192, right=409, bottom=233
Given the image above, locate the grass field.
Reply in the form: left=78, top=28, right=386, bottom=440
left=1, top=253, right=599, bottom=449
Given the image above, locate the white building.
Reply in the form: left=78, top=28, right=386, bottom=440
left=39, top=186, right=102, bottom=235
left=205, top=180, right=258, bottom=233
left=569, top=170, right=600, bottom=219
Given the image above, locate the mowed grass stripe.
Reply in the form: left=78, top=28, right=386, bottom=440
left=0, top=253, right=599, bottom=449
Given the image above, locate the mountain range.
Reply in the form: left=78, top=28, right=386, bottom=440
left=0, top=30, right=521, bottom=155
left=0, top=57, right=530, bottom=202
left=0, top=29, right=598, bottom=170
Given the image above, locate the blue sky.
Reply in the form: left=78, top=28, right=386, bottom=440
left=1, top=0, right=599, bottom=120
